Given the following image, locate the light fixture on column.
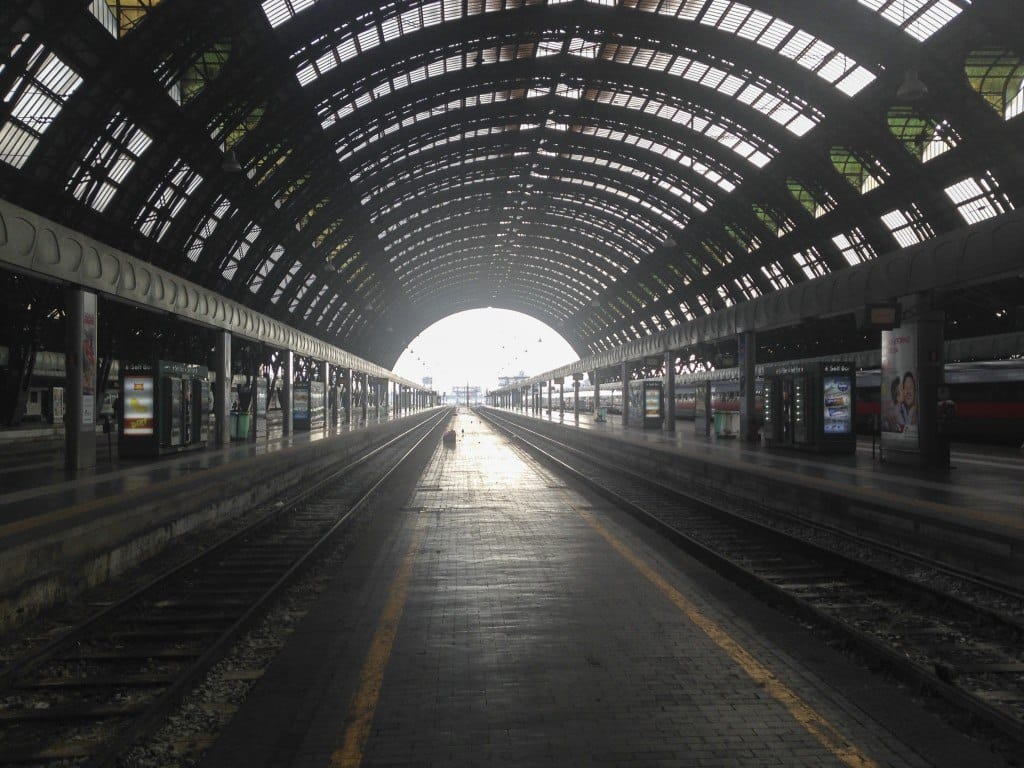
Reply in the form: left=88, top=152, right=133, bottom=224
left=896, top=68, right=928, bottom=102
left=222, top=149, right=242, bottom=173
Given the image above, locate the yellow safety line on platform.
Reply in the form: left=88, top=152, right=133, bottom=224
left=572, top=503, right=880, bottom=768
left=329, top=518, right=425, bottom=768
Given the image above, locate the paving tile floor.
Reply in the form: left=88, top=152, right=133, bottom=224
left=200, top=410, right=1008, bottom=768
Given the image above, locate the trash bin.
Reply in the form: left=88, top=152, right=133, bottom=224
left=595, top=407, right=608, bottom=422
left=230, top=412, right=239, bottom=439
left=237, top=412, right=250, bottom=439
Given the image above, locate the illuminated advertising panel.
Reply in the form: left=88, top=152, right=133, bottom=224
left=644, top=385, right=661, bottom=418
left=822, top=374, right=852, bottom=434
left=123, top=376, right=155, bottom=435
left=881, top=328, right=919, bottom=453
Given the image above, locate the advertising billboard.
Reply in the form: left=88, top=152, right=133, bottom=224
left=822, top=373, right=853, bottom=434
left=881, top=327, right=919, bottom=453
left=123, top=376, right=155, bottom=435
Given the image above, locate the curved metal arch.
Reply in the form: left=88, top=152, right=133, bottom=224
left=323, top=59, right=790, bottom=169
left=362, top=158, right=677, bottom=247
left=305, top=27, right=829, bottom=143
left=391, top=225, right=620, bottom=308
left=349, top=118, right=735, bottom=211
left=375, top=189, right=660, bottom=267
left=384, top=211, right=641, bottom=293
left=346, top=103, right=745, bottom=194
left=280, top=1, right=880, bottom=116
left=359, top=139, right=714, bottom=236
left=398, top=253, right=589, bottom=325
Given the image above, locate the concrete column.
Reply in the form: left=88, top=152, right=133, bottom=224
left=214, top=331, right=231, bottom=446
left=558, top=378, right=564, bottom=417
left=882, top=294, right=947, bottom=470
left=547, top=381, right=552, bottom=416
left=361, top=373, right=368, bottom=423
left=345, top=368, right=353, bottom=426
left=621, top=361, right=630, bottom=426
left=320, top=361, right=330, bottom=432
left=282, top=350, right=294, bottom=436
left=737, top=331, right=757, bottom=442
left=64, top=286, right=98, bottom=471
left=593, top=371, right=600, bottom=415
left=664, top=350, right=676, bottom=433
left=573, top=378, right=580, bottom=422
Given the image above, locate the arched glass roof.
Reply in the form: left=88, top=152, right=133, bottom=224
left=0, top=0, right=1020, bottom=365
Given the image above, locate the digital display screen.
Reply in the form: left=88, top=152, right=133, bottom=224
left=294, top=388, right=310, bottom=417
left=644, top=384, right=661, bottom=418
left=822, top=375, right=852, bottom=434
left=123, top=376, right=154, bottom=435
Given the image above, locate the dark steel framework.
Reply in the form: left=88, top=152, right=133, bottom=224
left=1, top=0, right=1022, bottom=375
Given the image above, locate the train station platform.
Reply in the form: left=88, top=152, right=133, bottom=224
left=197, top=410, right=1005, bottom=768
left=0, top=411, right=439, bottom=632
left=483, top=406, right=1024, bottom=586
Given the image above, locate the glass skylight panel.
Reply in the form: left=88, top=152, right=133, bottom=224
left=222, top=223, right=261, bottom=281
left=792, top=247, right=830, bottom=280
left=249, top=244, right=285, bottom=294
left=272, top=261, right=302, bottom=304
left=590, top=41, right=824, bottom=136
left=135, top=160, right=203, bottom=241
left=832, top=228, right=877, bottom=265
left=944, top=172, right=1014, bottom=224
left=761, top=260, right=793, bottom=289
left=859, top=0, right=966, bottom=41
left=881, top=205, right=935, bottom=247
left=289, top=271, right=319, bottom=313
left=639, top=0, right=874, bottom=96
left=922, top=119, right=959, bottom=162
left=303, top=285, right=330, bottom=321
left=734, top=273, right=761, bottom=299
left=261, top=0, right=316, bottom=28
left=69, top=114, right=152, bottom=213
left=185, top=196, right=233, bottom=262
left=1, top=47, right=83, bottom=169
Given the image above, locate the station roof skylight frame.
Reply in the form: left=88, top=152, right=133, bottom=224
left=0, top=0, right=1020, bottom=367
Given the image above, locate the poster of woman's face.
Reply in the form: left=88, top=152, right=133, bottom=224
left=881, top=328, right=919, bottom=449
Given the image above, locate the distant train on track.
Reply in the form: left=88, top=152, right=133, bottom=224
left=549, top=360, right=1024, bottom=443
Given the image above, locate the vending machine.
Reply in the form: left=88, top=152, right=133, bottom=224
left=761, top=361, right=855, bottom=453
left=642, top=379, right=664, bottom=429
left=120, top=360, right=210, bottom=457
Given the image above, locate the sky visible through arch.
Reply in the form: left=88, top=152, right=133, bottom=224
left=392, top=308, right=578, bottom=399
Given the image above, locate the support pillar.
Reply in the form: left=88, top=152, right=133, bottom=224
left=664, top=351, right=676, bottom=432
left=547, top=381, right=552, bottom=416
left=214, top=331, right=231, bottom=446
left=737, top=331, right=757, bottom=442
left=361, top=373, right=368, bottom=423
left=320, top=361, right=330, bottom=432
left=64, top=287, right=98, bottom=471
left=620, top=361, right=630, bottom=426
left=558, top=378, right=564, bottom=417
left=344, top=368, right=353, bottom=426
left=282, top=350, right=294, bottom=436
left=593, top=371, right=600, bottom=416
left=573, top=377, right=580, bottom=422
left=881, top=294, right=947, bottom=470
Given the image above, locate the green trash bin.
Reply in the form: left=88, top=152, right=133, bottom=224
left=237, top=413, right=251, bottom=439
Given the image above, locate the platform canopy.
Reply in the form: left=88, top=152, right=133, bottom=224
left=1, top=1, right=1022, bottom=367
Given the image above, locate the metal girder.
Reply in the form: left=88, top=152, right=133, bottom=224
left=492, top=209, right=1024, bottom=391
left=0, top=197, right=424, bottom=389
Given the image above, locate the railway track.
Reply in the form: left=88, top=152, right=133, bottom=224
left=480, top=409, right=1024, bottom=756
left=0, top=409, right=451, bottom=767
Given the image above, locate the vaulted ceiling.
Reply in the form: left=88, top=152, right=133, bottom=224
left=1, top=0, right=1022, bottom=367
